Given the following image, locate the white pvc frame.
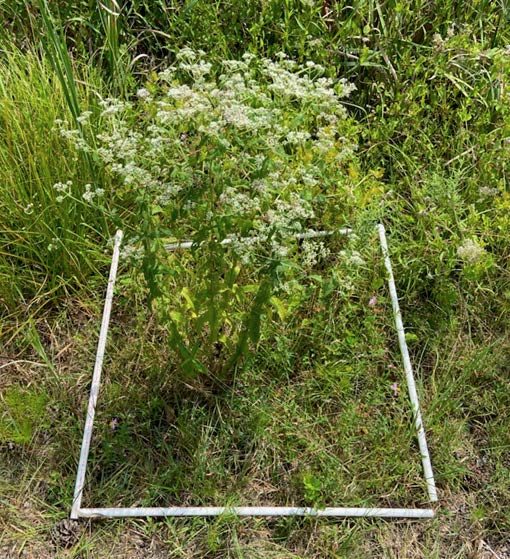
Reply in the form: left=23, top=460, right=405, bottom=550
left=71, top=224, right=438, bottom=520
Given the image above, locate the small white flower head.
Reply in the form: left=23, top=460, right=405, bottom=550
left=285, top=130, right=311, bottom=144
left=82, top=183, right=104, bottom=203
left=433, top=33, right=445, bottom=49
left=349, top=251, right=366, bottom=266
left=479, top=186, right=499, bottom=197
left=180, top=60, right=212, bottom=80
left=136, top=88, right=151, bottom=101
left=301, top=239, right=330, bottom=267
left=121, top=241, right=144, bottom=262
left=338, top=78, right=357, bottom=98
left=23, top=203, right=34, bottom=215
left=53, top=181, right=72, bottom=193
left=457, top=239, right=486, bottom=264
left=222, top=103, right=252, bottom=128
left=242, top=52, right=256, bottom=63
left=272, top=241, right=289, bottom=260
left=176, top=47, right=197, bottom=62
left=83, top=184, right=94, bottom=203
left=77, top=111, right=92, bottom=124
left=100, top=98, right=129, bottom=117
left=305, top=61, right=324, bottom=74
left=166, top=84, right=193, bottom=100
left=340, top=249, right=365, bottom=267
left=158, top=67, right=175, bottom=82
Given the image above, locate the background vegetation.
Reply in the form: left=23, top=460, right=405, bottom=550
left=0, top=1, right=509, bottom=557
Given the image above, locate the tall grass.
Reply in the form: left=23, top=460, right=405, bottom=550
left=4, top=1, right=509, bottom=77
left=97, top=0, right=135, bottom=97
left=0, top=48, right=111, bottom=310
left=36, top=0, right=82, bottom=125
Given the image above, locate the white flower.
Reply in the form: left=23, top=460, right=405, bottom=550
left=100, top=98, right=129, bottom=116
left=166, top=84, right=194, bottom=100
left=305, top=61, right=324, bottom=73
left=82, top=184, right=104, bottom=203
left=175, top=47, right=197, bottom=62
left=338, top=78, right=357, bottom=98
left=479, top=186, right=499, bottom=197
left=222, top=103, right=252, bottom=128
left=77, top=111, right=92, bottom=124
left=179, top=60, right=212, bottom=80
left=350, top=251, right=366, bottom=266
left=53, top=180, right=72, bottom=193
left=301, top=240, right=330, bottom=267
left=136, top=88, right=151, bottom=100
left=457, top=239, right=486, bottom=263
left=56, top=52, right=359, bottom=273
left=285, top=130, right=311, bottom=144
left=340, top=250, right=366, bottom=267
left=158, top=67, right=175, bottom=82
left=83, top=188, right=94, bottom=203
left=242, top=52, right=256, bottom=63
left=433, top=33, right=445, bottom=49
left=121, top=241, right=144, bottom=261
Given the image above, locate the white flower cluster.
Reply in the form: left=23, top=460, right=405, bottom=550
left=55, top=49, right=359, bottom=264
left=77, top=110, right=92, bottom=124
left=479, top=186, right=499, bottom=197
left=99, top=98, right=129, bottom=117
left=339, top=249, right=366, bottom=267
left=301, top=240, right=330, bottom=268
left=53, top=180, right=72, bottom=203
left=457, top=239, right=486, bottom=264
left=136, top=88, right=151, bottom=101
left=82, top=183, right=104, bottom=203
left=285, top=130, right=311, bottom=144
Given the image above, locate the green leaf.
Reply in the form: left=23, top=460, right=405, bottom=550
left=180, top=287, right=195, bottom=310
left=270, top=296, right=288, bottom=321
left=169, top=310, right=183, bottom=324
left=405, top=332, right=419, bottom=344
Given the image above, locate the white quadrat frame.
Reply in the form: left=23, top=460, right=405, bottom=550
left=71, top=224, right=438, bottom=520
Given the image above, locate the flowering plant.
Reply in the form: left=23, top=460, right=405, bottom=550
left=60, top=49, right=374, bottom=380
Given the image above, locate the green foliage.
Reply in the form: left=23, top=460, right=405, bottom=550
left=0, top=48, right=117, bottom=306
left=1, top=0, right=510, bottom=554
left=97, top=0, right=134, bottom=97
left=0, top=386, right=49, bottom=444
left=36, top=0, right=82, bottom=126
